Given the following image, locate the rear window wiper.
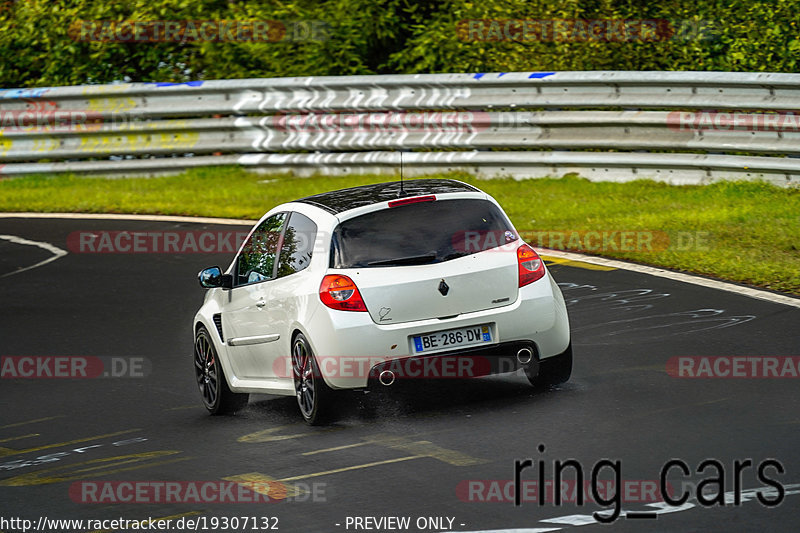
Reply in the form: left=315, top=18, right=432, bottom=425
left=367, top=253, right=437, bottom=266
left=439, top=251, right=469, bottom=261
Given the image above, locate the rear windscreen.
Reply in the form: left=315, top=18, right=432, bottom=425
left=330, top=198, right=517, bottom=268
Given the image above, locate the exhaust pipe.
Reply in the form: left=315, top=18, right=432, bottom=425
left=516, top=347, right=533, bottom=365
left=378, top=370, right=396, bottom=386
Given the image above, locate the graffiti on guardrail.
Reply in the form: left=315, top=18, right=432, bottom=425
left=1, top=72, right=799, bottom=183
left=76, top=130, right=200, bottom=153
left=0, top=132, right=10, bottom=157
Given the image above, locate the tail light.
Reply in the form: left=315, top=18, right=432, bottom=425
left=319, top=274, right=368, bottom=312
left=517, top=244, right=545, bottom=287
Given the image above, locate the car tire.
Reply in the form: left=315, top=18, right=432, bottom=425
left=194, top=326, right=249, bottom=414
left=292, top=332, right=335, bottom=425
left=526, top=342, right=572, bottom=388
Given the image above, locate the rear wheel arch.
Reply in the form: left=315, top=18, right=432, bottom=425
left=291, top=330, right=337, bottom=424
left=526, top=341, right=572, bottom=388
left=290, top=328, right=303, bottom=344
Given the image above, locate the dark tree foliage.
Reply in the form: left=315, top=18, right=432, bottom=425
left=0, top=0, right=797, bottom=88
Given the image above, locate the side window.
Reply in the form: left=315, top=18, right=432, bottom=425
left=276, top=212, right=317, bottom=278
left=236, top=213, right=287, bottom=286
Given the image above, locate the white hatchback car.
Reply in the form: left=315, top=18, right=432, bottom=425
left=194, top=179, right=571, bottom=424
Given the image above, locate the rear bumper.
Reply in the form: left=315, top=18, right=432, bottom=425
left=365, top=340, right=540, bottom=386
left=304, top=272, right=569, bottom=390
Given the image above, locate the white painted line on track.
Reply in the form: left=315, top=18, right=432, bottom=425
left=0, top=234, right=68, bottom=278
left=539, top=248, right=800, bottom=309
left=0, top=212, right=256, bottom=225
left=458, top=484, right=800, bottom=533
left=1, top=213, right=797, bottom=308
left=457, top=529, right=561, bottom=533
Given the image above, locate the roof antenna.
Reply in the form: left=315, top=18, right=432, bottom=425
left=397, top=151, right=408, bottom=197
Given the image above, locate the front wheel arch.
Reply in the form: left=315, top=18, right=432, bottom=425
left=193, top=325, right=248, bottom=415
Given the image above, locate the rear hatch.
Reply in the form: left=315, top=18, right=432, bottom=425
left=330, top=196, right=521, bottom=324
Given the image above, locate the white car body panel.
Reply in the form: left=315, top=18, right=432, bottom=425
left=351, top=251, right=519, bottom=325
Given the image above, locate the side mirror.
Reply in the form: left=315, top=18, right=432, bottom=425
left=198, top=266, right=233, bottom=290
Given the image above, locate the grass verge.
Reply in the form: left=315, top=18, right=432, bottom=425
left=0, top=167, right=798, bottom=296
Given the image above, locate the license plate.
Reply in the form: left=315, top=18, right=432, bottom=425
left=412, top=325, right=492, bottom=354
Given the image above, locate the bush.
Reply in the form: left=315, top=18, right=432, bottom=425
left=0, top=0, right=798, bottom=88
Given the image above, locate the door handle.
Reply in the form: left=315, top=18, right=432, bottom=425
left=256, top=299, right=266, bottom=309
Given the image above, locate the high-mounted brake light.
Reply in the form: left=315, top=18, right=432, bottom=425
left=517, top=244, right=545, bottom=287
left=388, top=195, right=436, bottom=208
left=319, top=274, right=368, bottom=311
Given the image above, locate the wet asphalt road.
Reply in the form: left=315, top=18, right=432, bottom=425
left=1, top=216, right=799, bottom=533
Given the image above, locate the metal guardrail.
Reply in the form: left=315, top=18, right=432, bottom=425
left=1, top=71, right=799, bottom=185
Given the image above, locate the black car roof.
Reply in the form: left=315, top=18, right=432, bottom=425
left=295, top=179, right=481, bottom=214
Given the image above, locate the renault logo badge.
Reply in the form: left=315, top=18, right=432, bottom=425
left=438, top=279, right=449, bottom=296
